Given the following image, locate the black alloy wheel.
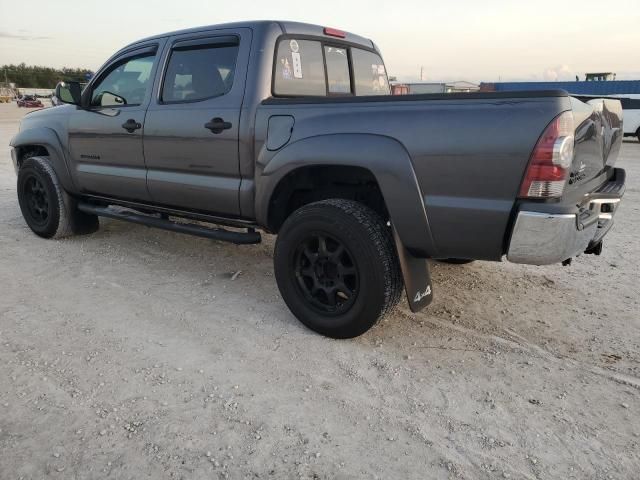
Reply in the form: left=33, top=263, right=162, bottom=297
left=293, top=233, right=359, bottom=315
left=22, top=174, right=50, bottom=226
left=274, top=199, right=404, bottom=338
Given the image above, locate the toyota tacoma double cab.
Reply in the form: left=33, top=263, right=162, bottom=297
left=10, top=21, right=626, bottom=338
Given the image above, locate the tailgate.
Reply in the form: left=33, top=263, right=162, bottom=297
left=567, top=96, right=623, bottom=196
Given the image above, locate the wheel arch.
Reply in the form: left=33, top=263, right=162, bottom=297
left=256, top=133, right=437, bottom=257
left=10, top=127, right=76, bottom=193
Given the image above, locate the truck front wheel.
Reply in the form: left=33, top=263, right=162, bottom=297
left=274, top=199, right=403, bottom=339
left=17, top=156, right=99, bottom=239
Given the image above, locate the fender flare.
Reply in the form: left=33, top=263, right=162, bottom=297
left=10, top=127, right=76, bottom=193
left=255, top=133, right=437, bottom=257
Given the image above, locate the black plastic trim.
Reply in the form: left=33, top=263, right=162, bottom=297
left=173, top=35, right=239, bottom=50
left=82, top=194, right=257, bottom=229
left=78, top=203, right=261, bottom=244
left=262, top=89, right=570, bottom=105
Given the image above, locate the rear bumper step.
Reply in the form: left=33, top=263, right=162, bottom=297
left=78, top=203, right=261, bottom=245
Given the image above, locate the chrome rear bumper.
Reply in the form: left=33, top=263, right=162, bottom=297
left=507, top=169, right=625, bottom=265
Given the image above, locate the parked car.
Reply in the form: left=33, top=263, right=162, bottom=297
left=9, top=21, right=626, bottom=338
left=16, top=95, right=44, bottom=108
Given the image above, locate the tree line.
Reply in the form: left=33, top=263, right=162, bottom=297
left=1, top=64, right=93, bottom=88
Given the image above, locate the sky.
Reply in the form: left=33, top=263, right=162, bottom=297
left=1, top=0, right=639, bottom=83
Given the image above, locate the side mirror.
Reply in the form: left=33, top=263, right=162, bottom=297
left=97, top=91, right=127, bottom=107
left=55, top=81, right=82, bottom=105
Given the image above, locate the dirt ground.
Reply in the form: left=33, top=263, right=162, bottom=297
left=0, top=102, right=638, bottom=480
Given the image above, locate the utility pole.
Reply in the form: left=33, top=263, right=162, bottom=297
left=420, top=66, right=424, bottom=81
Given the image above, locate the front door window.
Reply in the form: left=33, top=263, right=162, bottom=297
left=90, top=55, right=155, bottom=107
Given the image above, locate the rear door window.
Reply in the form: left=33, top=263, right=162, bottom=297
left=351, top=48, right=390, bottom=96
left=274, top=39, right=326, bottom=96
left=161, top=40, right=239, bottom=103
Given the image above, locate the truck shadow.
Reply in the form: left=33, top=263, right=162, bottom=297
left=89, top=217, right=591, bottom=352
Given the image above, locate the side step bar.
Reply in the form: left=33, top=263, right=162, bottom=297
left=78, top=203, right=261, bottom=245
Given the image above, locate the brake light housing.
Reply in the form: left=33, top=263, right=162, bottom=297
left=323, top=27, right=346, bottom=38
left=519, top=111, right=575, bottom=198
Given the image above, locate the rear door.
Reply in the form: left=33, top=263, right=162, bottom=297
left=143, top=28, right=251, bottom=216
left=68, top=43, right=161, bottom=201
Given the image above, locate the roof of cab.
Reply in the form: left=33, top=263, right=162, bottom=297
left=125, top=20, right=375, bottom=50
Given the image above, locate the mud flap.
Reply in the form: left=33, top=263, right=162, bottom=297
left=392, top=228, right=433, bottom=312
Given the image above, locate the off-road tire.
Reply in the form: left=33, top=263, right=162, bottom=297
left=274, top=199, right=403, bottom=339
left=17, top=156, right=99, bottom=239
left=439, top=258, right=475, bottom=265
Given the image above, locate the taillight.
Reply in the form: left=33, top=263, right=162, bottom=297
left=519, top=111, right=575, bottom=198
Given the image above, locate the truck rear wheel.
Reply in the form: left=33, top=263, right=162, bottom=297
left=17, top=156, right=99, bottom=239
left=274, top=199, right=403, bottom=339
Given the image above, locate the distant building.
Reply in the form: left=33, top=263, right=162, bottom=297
left=390, top=84, right=409, bottom=95
left=480, top=80, right=640, bottom=96
left=445, top=81, right=479, bottom=93
left=389, top=81, right=479, bottom=95
left=585, top=72, right=616, bottom=81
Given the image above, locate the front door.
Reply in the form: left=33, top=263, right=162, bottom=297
left=143, top=30, right=250, bottom=216
left=68, top=44, right=160, bottom=202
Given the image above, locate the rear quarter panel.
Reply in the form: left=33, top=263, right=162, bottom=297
left=256, top=94, right=570, bottom=260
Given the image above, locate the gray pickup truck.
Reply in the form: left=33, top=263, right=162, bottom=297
left=10, top=21, right=626, bottom=338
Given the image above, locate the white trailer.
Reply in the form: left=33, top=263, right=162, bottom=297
left=620, top=97, right=640, bottom=141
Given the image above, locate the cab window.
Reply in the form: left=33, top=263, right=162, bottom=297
left=91, top=54, right=155, bottom=107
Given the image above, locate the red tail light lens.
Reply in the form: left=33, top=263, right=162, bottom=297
left=519, top=111, right=575, bottom=198
left=323, top=27, right=346, bottom=38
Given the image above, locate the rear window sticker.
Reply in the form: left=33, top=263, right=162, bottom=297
left=292, top=52, right=303, bottom=79
left=280, top=58, right=292, bottom=80
left=289, top=39, right=300, bottom=53
left=377, top=64, right=386, bottom=75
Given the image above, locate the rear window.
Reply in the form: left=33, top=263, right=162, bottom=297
left=352, top=48, right=389, bottom=96
left=274, top=39, right=325, bottom=96
left=324, top=46, right=350, bottom=94
left=273, top=38, right=389, bottom=97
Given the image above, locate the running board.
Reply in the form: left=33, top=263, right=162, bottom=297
left=78, top=203, right=261, bottom=245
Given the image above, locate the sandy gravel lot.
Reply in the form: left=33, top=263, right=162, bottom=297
left=1, top=103, right=639, bottom=479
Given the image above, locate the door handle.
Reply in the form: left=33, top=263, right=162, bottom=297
left=204, top=117, right=232, bottom=134
left=122, top=119, right=142, bottom=133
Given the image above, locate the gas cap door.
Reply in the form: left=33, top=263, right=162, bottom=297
left=266, top=115, right=294, bottom=151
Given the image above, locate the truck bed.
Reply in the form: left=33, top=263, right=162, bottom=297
left=257, top=90, right=575, bottom=260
